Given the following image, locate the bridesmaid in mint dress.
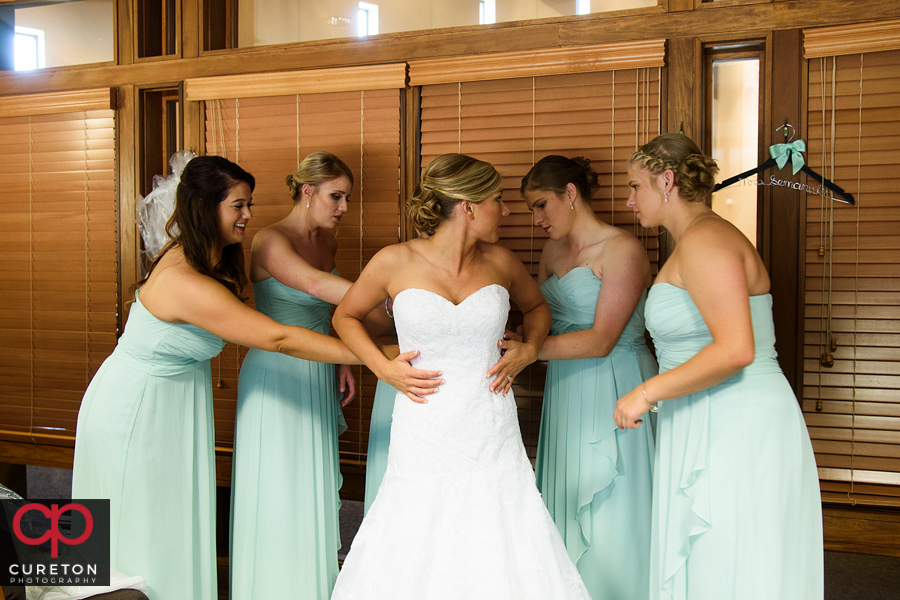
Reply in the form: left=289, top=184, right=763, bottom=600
left=615, top=134, right=823, bottom=600
left=364, top=338, right=397, bottom=515
left=73, top=156, right=361, bottom=600
left=519, top=155, right=657, bottom=600
left=230, top=152, right=394, bottom=598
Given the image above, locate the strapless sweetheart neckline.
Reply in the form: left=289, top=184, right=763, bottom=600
left=394, top=283, right=506, bottom=307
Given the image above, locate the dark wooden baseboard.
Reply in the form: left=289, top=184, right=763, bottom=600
left=823, top=504, right=900, bottom=558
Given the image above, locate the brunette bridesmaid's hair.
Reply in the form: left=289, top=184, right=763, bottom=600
left=520, top=155, right=600, bottom=202
left=407, top=153, right=502, bottom=236
left=139, top=155, right=255, bottom=298
left=628, top=133, right=719, bottom=203
left=285, top=151, right=354, bottom=202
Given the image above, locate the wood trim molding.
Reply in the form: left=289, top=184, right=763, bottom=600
left=184, top=63, right=408, bottom=101
left=408, top=40, right=666, bottom=86
left=804, top=19, right=900, bottom=59
left=0, top=88, right=116, bottom=118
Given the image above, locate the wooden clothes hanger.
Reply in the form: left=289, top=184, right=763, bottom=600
left=711, top=121, right=855, bottom=205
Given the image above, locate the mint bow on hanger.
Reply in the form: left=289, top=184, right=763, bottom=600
left=712, top=127, right=854, bottom=205
left=769, top=139, right=806, bottom=175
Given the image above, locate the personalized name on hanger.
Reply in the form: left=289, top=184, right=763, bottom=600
left=712, top=122, right=855, bottom=205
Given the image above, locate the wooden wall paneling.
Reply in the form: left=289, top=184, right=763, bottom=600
left=0, top=89, right=116, bottom=118
left=823, top=505, right=900, bottom=557
left=118, top=85, right=139, bottom=323
left=666, top=37, right=702, bottom=139
left=769, top=28, right=802, bottom=392
left=666, top=0, right=701, bottom=11
left=0, top=438, right=75, bottom=470
left=2, top=1, right=900, bottom=98
left=117, top=0, right=134, bottom=66
left=400, top=86, right=420, bottom=243
left=408, top=41, right=666, bottom=86
left=663, top=37, right=702, bottom=261
left=561, top=0, right=900, bottom=47
left=184, top=64, right=408, bottom=101
left=804, top=18, right=900, bottom=59
left=183, top=98, right=204, bottom=156
left=182, top=0, right=200, bottom=58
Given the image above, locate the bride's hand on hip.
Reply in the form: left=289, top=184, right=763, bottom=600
left=487, top=339, right=537, bottom=396
left=381, top=349, right=444, bottom=404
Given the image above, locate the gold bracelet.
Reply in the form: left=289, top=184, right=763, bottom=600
left=643, top=384, right=659, bottom=413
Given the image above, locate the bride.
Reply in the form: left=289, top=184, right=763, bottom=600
left=332, top=154, right=590, bottom=599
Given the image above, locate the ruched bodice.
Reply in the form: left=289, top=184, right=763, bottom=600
left=252, top=275, right=332, bottom=333
left=536, top=266, right=657, bottom=599
left=232, top=270, right=345, bottom=600
left=643, top=282, right=822, bottom=600
left=542, top=266, right=648, bottom=350
left=646, top=283, right=781, bottom=376
left=112, top=294, right=225, bottom=375
left=73, top=291, right=224, bottom=600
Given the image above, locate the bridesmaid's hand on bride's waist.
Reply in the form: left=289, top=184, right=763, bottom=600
left=378, top=349, right=445, bottom=404
left=487, top=337, right=538, bottom=396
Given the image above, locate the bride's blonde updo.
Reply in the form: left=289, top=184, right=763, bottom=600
left=629, top=133, right=719, bottom=203
left=285, top=151, right=354, bottom=202
left=408, top=153, right=502, bottom=236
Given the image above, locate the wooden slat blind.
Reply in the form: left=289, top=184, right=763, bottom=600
left=803, top=47, right=900, bottom=505
left=202, top=89, right=402, bottom=463
left=0, top=109, right=118, bottom=441
left=419, top=67, right=661, bottom=457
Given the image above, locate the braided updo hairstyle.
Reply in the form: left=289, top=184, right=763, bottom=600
left=629, top=133, right=719, bottom=203
left=408, top=153, right=502, bottom=236
left=285, top=151, right=354, bottom=202
left=520, top=155, right=600, bottom=201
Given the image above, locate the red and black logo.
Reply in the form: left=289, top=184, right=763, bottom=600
left=1, top=498, right=110, bottom=586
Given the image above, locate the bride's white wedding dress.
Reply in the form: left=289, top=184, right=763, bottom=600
left=332, top=284, right=591, bottom=600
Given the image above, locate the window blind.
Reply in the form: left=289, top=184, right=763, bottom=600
left=202, top=88, right=402, bottom=465
left=803, top=44, right=900, bottom=506
left=419, top=67, right=661, bottom=457
left=0, top=101, right=117, bottom=444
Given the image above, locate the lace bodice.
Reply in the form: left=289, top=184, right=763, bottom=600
left=388, top=284, right=528, bottom=481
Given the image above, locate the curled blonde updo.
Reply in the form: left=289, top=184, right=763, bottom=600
left=285, top=151, right=354, bottom=202
left=629, top=133, right=719, bottom=203
left=407, top=153, right=502, bottom=236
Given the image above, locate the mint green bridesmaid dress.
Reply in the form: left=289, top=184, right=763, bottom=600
left=73, top=292, right=226, bottom=600
left=646, top=283, right=823, bottom=600
left=230, top=276, right=345, bottom=600
left=536, top=266, right=658, bottom=600
left=364, top=380, right=396, bottom=515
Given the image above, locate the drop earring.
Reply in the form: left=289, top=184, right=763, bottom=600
left=570, top=203, right=575, bottom=210
left=664, top=191, right=670, bottom=203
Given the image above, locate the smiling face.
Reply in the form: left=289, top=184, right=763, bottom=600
left=216, top=181, right=253, bottom=247
left=522, top=186, right=574, bottom=240
left=304, top=175, right=352, bottom=229
left=626, top=164, right=666, bottom=228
